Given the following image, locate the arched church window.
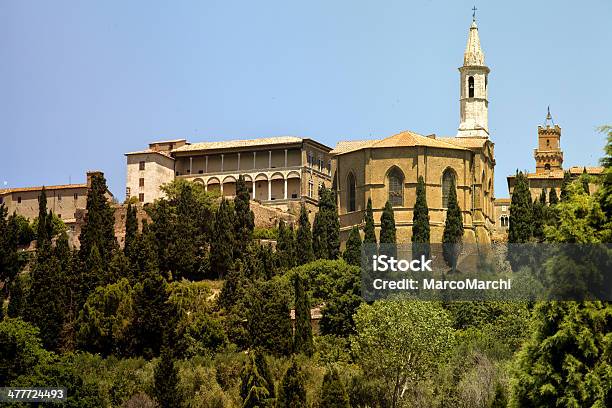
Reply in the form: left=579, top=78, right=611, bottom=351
left=347, top=172, right=356, bottom=212
left=387, top=167, right=404, bottom=207
left=544, top=163, right=551, bottom=171
left=442, top=169, right=456, bottom=208
left=468, top=76, right=475, bottom=98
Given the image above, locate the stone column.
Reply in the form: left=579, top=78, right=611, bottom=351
left=189, top=157, right=193, bottom=174
left=252, top=180, right=256, bottom=199
left=268, top=179, right=272, bottom=201
left=284, top=149, right=287, bottom=167
left=284, top=178, right=288, bottom=199
left=205, top=156, right=208, bottom=173
left=268, top=150, right=272, bottom=168
left=237, top=153, right=241, bottom=171
left=253, top=152, right=256, bottom=169
left=221, top=154, right=224, bottom=172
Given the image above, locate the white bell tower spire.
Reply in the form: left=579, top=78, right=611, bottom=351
left=457, top=12, right=490, bottom=138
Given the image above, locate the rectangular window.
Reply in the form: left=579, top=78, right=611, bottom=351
left=501, top=205, right=507, bottom=212
left=0, top=197, right=3, bottom=204
left=139, top=161, right=145, bottom=171
left=17, top=196, right=22, bottom=204
left=139, top=178, right=145, bottom=187
left=57, top=214, right=61, bottom=219
left=58, top=195, right=62, bottom=201
left=74, top=193, right=78, bottom=200
left=139, top=193, right=145, bottom=203
left=308, top=180, right=313, bottom=198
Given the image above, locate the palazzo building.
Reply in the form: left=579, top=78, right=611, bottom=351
left=126, top=137, right=333, bottom=212
left=332, top=17, right=496, bottom=244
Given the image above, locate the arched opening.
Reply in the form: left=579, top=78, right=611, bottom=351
left=387, top=167, right=404, bottom=207
left=544, top=163, right=551, bottom=171
left=468, top=76, right=475, bottom=98
left=442, top=168, right=456, bottom=208
left=347, top=172, right=356, bottom=212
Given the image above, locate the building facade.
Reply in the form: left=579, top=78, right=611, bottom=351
left=126, top=137, right=333, bottom=212
left=332, top=17, right=496, bottom=244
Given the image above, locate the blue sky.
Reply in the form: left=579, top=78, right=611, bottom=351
left=1, top=0, right=611, bottom=200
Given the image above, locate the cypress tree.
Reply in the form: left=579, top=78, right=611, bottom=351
left=153, top=346, right=182, bottom=408
left=293, top=274, right=314, bottom=356
left=379, top=201, right=397, bottom=258
left=129, top=271, right=169, bottom=358
left=296, top=204, right=314, bottom=265
left=581, top=167, right=590, bottom=195
left=234, top=175, right=255, bottom=258
left=210, top=198, right=234, bottom=278
left=508, top=172, right=532, bottom=243
left=343, top=226, right=362, bottom=267
left=442, top=178, right=463, bottom=270
left=539, top=188, right=547, bottom=205
left=312, top=187, right=341, bottom=260
left=320, top=367, right=350, bottom=408
left=560, top=171, right=571, bottom=202
left=277, top=220, right=297, bottom=270
left=240, top=352, right=272, bottom=408
left=79, top=173, right=117, bottom=270
left=36, top=187, right=51, bottom=251
left=549, top=187, right=559, bottom=205
left=124, top=202, right=138, bottom=261
left=254, top=349, right=275, bottom=399
left=278, top=359, right=307, bottom=407
left=0, top=205, right=20, bottom=305
left=363, top=198, right=377, bottom=245
left=411, top=175, right=430, bottom=260
left=531, top=197, right=545, bottom=242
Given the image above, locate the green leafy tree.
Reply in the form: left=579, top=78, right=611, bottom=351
left=597, top=125, right=612, bottom=219
left=320, top=367, right=351, bottom=408
left=412, top=175, right=431, bottom=260
left=296, top=204, right=314, bottom=265
left=210, top=198, right=235, bottom=278
left=76, top=278, right=134, bottom=356
left=154, top=346, right=182, bottom=408
left=442, top=178, right=463, bottom=269
left=343, top=226, right=362, bottom=267
left=379, top=201, right=396, bottom=258
left=234, top=175, right=255, bottom=258
left=363, top=197, right=377, bottom=245
left=293, top=274, right=314, bottom=356
left=510, top=301, right=611, bottom=407
left=509, top=171, right=532, bottom=243
left=278, top=359, right=307, bottom=407
left=79, top=172, right=117, bottom=270
left=560, top=171, right=572, bottom=202
left=0, top=318, right=52, bottom=385
left=352, top=300, right=454, bottom=408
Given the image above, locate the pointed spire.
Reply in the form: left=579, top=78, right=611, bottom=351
left=545, top=106, right=555, bottom=127
left=463, top=14, right=485, bottom=66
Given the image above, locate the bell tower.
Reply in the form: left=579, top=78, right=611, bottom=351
left=457, top=12, right=490, bottom=138
left=534, top=107, right=563, bottom=174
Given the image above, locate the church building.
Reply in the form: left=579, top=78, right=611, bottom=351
left=332, top=17, right=496, bottom=244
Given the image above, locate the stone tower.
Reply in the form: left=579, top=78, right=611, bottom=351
left=457, top=16, right=490, bottom=138
left=534, top=108, right=563, bottom=174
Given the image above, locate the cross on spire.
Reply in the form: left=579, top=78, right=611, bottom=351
left=472, top=6, right=477, bottom=21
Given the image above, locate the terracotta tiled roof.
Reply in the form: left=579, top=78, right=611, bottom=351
left=439, top=137, right=489, bottom=148
left=125, top=149, right=174, bottom=158
left=172, top=136, right=304, bottom=152
left=332, top=131, right=468, bottom=156
left=0, top=184, right=87, bottom=195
